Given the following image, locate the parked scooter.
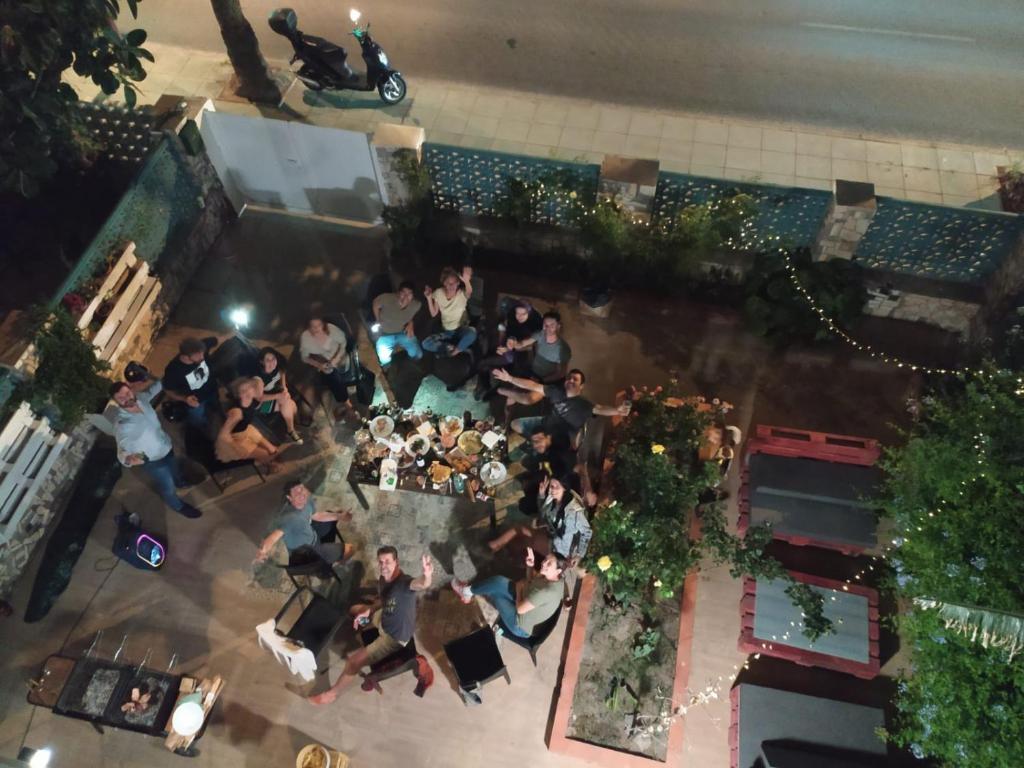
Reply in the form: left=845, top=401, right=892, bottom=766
left=269, top=8, right=407, bottom=104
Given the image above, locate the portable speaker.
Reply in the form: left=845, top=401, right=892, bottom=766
left=112, top=513, right=167, bottom=570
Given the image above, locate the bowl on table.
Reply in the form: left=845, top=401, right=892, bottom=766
left=457, top=430, right=484, bottom=455
left=480, top=461, right=507, bottom=485
left=369, top=415, right=395, bottom=439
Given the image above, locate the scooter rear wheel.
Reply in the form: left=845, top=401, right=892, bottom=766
left=378, top=73, right=407, bottom=104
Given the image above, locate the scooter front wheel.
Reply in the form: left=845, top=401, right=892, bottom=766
left=378, top=73, right=407, bottom=104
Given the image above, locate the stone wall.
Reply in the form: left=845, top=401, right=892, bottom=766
left=0, top=124, right=234, bottom=599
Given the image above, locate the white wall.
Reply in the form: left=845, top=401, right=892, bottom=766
left=200, top=111, right=382, bottom=223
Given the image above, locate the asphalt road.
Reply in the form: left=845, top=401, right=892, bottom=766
left=128, top=0, right=1024, bottom=146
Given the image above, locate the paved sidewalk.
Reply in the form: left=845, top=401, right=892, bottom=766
left=68, top=42, right=1023, bottom=209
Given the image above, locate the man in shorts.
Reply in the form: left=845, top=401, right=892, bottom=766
left=309, top=546, right=433, bottom=704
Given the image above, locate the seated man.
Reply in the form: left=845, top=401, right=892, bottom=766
left=494, top=367, right=630, bottom=446
left=422, top=266, right=477, bottom=358
left=451, top=548, right=563, bottom=639
left=310, top=547, right=433, bottom=705
left=372, top=280, right=423, bottom=366
left=256, top=481, right=354, bottom=566
left=517, top=428, right=597, bottom=511
left=498, top=311, right=572, bottom=407
left=162, top=336, right=224, bottom=435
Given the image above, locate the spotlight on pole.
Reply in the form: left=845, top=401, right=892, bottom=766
left=228, top=307, right=250, bottom=330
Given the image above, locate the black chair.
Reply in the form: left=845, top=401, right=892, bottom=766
left=495, top=602, right=562, bottom=666
left=358, top=627, right=420, bottom=693
left=270, top=586, right=347, bottom=676
left=183, top=425, right=265, bottom=493
left=443, top=627, right=510, bottom=705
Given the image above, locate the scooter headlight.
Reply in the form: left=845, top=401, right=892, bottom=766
left=378, top=51, right=389, bottom=67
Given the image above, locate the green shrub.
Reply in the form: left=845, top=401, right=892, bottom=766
left=742, top=248, right=866, bottom=344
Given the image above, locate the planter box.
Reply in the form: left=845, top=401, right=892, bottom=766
left=0, top=402, right=69, bottom=545
left=548, top=559, right=699, bottom=766
left=76, top=242, right=161, bottom=365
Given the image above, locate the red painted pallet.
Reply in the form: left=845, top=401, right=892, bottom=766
left=738, top=571, right=880, bottom=680
left=738, top=424, right=880, bottom=554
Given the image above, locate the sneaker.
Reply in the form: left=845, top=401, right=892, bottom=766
left=288, top=430, right=304, bottom=445
left=176, top=503, right=202, bottom=519
left=450, top=579, right=473, bottom=604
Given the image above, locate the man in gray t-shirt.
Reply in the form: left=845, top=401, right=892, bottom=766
left=310, top=546, right=433, bottom=705
left=256, top=481, right=352, bottom=565
left=372, top=281, right=423, bottom=365
left=518, top=311, right=571, bottom=383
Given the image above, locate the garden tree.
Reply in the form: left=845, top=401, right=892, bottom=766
left=879, top=372, right=1024, bottom=766
left=0, top=0, right=151, bottom=197
left=209, top=0, right=281, bottom=104
left=590, top=383, right=832, bottom=641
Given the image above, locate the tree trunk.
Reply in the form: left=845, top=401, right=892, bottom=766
left=209, top=0, right=281, bottom=104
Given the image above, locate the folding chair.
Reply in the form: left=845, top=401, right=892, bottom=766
left=358, top=628, right=420, bottom=693
left=257, top=585, right=346, bottom=681
left=443, top=627, right=510, bottom=705
left=495, top=603, right=562, bottom=666
left=184, top=425, right=265, bottom=494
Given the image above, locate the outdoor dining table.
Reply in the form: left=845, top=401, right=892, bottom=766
left=346, top=409, right=515, bottom=531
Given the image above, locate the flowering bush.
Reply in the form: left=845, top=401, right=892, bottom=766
left=589, top=384, right=715, bottom=607
left=590, top=382, right=831, bottom=639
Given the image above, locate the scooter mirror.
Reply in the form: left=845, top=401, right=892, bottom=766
left=349, top=8, right=361, bottom=23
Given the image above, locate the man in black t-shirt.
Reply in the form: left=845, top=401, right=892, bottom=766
left=494, top=368, right=630, bottom=446
left=309, top=546, right=433, bottom=705
left=162, top=337, right=223, bottom=434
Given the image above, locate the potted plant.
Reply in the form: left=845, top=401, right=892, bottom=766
left=996, top=162, right=1024, bottom=214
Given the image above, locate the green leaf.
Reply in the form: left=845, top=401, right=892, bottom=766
left=124, top=85, right=137, bottom=108
left=127, top=0, right=139, bottom=18
left=125, top=28, right=147, bottom=47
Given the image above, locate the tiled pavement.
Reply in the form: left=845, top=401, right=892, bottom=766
left=66, top=42, right=1024, bottom=209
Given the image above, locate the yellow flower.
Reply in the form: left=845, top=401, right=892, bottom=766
left=569, top=191, right=578, bottom=199
left=651, top=443, right=666, bottom=455
left=653, top=579, right=663, bottom=588
left=596, top=556, right=613, bottom=572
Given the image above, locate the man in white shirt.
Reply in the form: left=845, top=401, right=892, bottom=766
left=422, top=266, right=477, bottom=357
left=110, top=380, right=201, bottom=519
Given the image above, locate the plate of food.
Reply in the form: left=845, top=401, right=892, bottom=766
left=405, top=434, right=431, bottom=456
left=369, top=415, right=395, bottom=439
left=457, top=429, right=484, bottom=455
left=480, top=461, right=507, bottom=485
left=438, top=416, right=464, bottom=438
left=428, top=461, right=453, bottom=485
left=445, top=448, right=474, bottom=474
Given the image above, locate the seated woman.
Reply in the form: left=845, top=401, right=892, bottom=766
left=489, top=471, right=592, bottom=565
left=256, top=346, right=302, bottom=444
left=214, top=377, right=281, bottom=472
left=473, top=300, right=542, bottom=400
left=299, top=316, right=360, bottom=424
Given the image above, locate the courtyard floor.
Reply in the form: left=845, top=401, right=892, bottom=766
left=0, top=210, right=918, bottom=767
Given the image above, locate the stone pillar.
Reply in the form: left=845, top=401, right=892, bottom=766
left=370, top=124, right=426, bottom=207
left=599, top=155, right=660, bottom=223
left=814, top=180, right=877, bottom=261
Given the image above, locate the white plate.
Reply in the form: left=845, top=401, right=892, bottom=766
left=405, top=434, right=431, bottom=456
left=480, top=461, right=507, bottom=484
left=369, top=415, right=395, bottom=439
